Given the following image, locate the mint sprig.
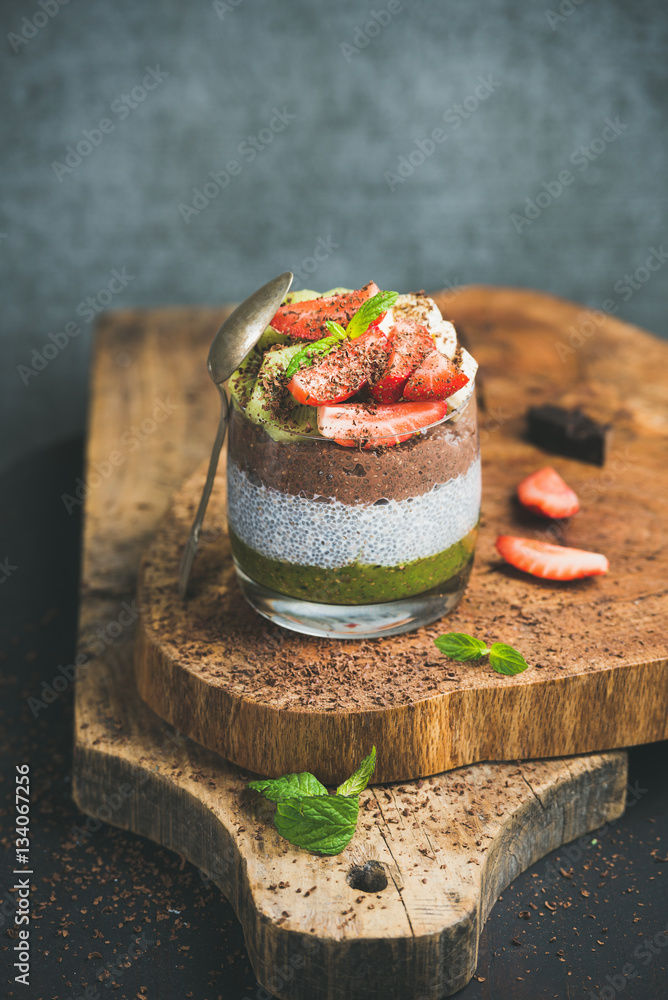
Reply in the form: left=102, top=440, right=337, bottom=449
left=434, top=632, right=530, bottom=676
left=247, top=747, right=376, bottom=855
left=284, top=322, right=347, bottom=379
left=325, top=320, right=347, bottom=339
left=283, top=290, right=398, bottom=379
left=434, top=633, right=488, bottom=661
left=488, top=643, right=530, bottom=676
left=345, top=290, right=398, bottom=339
left=274, top=796, right=359, bottom=855
left=247, top=771, right=327, bottom=801
left=336, top=746, right=376, bottom=797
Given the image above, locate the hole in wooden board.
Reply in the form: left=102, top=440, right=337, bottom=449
left=346, top=860, right=388, bottom=893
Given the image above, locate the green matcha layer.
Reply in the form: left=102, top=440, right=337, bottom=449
left=230, top=525, right=478, bottom=606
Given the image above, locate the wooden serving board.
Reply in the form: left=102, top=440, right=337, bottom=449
left=72, top=289, right=646, bottom=998
left=134, top=289, right=668, bottom=785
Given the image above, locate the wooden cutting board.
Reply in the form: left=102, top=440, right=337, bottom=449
left=133, top=288, right=668, bottom=784
left=71, top=288, right=647, bottom=998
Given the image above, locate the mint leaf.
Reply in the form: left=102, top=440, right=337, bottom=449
left=248, top=772, right=327, bottom=802
left=325, top=320, right=347, bottom=339
left=284, top=322, right=348, bottom=379
left=488, top=643, right=530, bottom=676
left=434, top=632, right=489, bottom=661
left=346, top=290, right=398, bottom=339
left=283, top=292, right=397, bottom=379
left=336, top=746, right=376, bottom=797
left=284, top=346, right=315, bottom=379
left=274, top=795, right=359, bottom=855
left=248, top=748, right=378, bottom=854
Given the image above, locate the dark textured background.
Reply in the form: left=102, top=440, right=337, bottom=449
left=1, top=0, right=667, bottom=472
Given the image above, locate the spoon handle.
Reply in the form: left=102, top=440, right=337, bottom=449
left=178, top=388, right=229, bottom=599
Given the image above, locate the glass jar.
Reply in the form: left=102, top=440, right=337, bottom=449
left=226, top=390, right=481, bottom=639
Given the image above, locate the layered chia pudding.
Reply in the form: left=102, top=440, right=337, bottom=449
left=226, top=283, right=480, bottom=638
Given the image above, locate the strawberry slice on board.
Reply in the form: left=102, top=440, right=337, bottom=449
left=495, top=536, right=608, bottom=580
left=370, top=320, right=435, bottom=403
left=517, top=467, right=580, bottom=519
left=287, top=327, right=389, bottom=406
left=270, top=282, right=380, bottom=341
left=402, top=350, right=470, bottom=402
left=317, top=400, right=448, bottom=449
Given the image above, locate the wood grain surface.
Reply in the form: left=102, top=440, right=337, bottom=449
left=133, top=288, right=668, bottom=784
left=74, top=657, right=627, bottom=1000
left=71, top=288, right=635, bottom=999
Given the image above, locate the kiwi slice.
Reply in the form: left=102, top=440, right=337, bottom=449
left=246, top=344, right=318, bottom=442
left=230, top=287, right=354, bottom=435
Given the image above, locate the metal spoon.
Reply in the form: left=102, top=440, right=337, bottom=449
left=178, top=271, right=293, bottom=599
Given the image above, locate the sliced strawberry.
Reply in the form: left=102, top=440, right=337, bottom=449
left=287, top=327, right=389, bottom=406
left=370, top=321, right=434, bottom=403
left=270, top=282, right=380, bottom=341
left=517, top=467, right=580, bottom=519
left=333, top=434, right=413, bottom=448
left=367, top=310, right=388, bottom=330
left=317, top=400, right=448, bottom=449
left=495, top=536, right=608, bottom=580
left=402, top=350, right=469, bottom=401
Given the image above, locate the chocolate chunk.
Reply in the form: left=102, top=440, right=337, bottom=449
left=526, top=405, right=610, bottom=466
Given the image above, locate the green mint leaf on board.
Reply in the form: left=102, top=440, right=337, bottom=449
left=247, top=747, right=376, bottom=855
left=247, top=771, right=327, bottom=802
left=336, top=746, right=376, bottom=797
left=434, top=633, right=489, bottom=661
left=274, top=795, right=359, bottom=855
left=346, top=290, right=398, bottom=339
left=488, top=643, right=530, bottom=676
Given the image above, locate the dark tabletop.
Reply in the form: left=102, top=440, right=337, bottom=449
left=1, top=439, right=666, bottom=1000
